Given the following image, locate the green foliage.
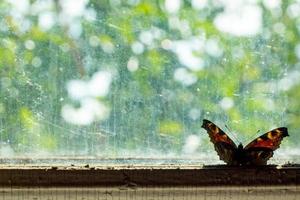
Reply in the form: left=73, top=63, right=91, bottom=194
left=0, top=0, right=298, bottom=158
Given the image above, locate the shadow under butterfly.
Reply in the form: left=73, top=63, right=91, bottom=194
left=201, top=119, right=289, bottom=165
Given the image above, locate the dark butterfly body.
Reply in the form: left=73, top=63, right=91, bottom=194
left=201, top=119, right=289, bottom=165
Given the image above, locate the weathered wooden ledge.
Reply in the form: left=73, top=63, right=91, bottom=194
left=0, top=164, right=298, bottom=187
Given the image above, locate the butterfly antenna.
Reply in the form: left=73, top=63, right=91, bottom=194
left=252, top=129, right=261, bottom=138
left=225, top=124, right=240, bottom=144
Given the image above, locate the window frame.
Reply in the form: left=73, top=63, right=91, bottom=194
left=0, top=163, right=298, bottom=187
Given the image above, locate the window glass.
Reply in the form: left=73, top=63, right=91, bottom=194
left=0, top=0, right=298, bottom=164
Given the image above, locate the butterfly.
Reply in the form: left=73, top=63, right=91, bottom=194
left=201, top=119, right=289, bottom=165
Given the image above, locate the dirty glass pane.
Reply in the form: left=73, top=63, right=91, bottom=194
left=0, top=0, right=299, bottom=165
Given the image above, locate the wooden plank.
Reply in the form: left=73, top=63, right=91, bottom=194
left=0, top=164, right=298, bottom=186
left=0, top=186, right=299, bottom=200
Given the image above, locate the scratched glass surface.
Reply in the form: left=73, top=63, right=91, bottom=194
left=0, top=0, right=299, bottom=165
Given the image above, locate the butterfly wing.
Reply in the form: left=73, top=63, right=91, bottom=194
left=201, top=119, right=237, bottom=164
left=244, top=127, right=289, bottom=165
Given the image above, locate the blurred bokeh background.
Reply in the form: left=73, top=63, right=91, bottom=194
left=0, top=0, right=299, bottom=164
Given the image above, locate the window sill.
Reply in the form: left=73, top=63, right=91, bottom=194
left=0, top=163, right=298, bottom=187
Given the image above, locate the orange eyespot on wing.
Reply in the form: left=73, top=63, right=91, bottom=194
left=201, top=119, right=237, bottom=164
left=244, top=127, right=289, bottom=151
left=201, top=119, right=237, bottom=147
